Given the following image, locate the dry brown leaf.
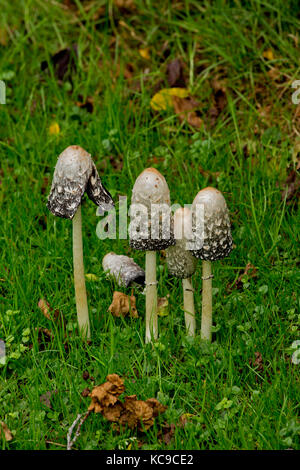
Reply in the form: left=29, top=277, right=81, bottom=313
left=0, top=421, right=13, bottom=442
left=37, top=299, right=65, bottom=328
left=87, top=375, right=167, bottom=432
left=209, top=78, right=227, bottom=125
left=160, top=422, right=175, bottom=445
left=172, top=95, right=203, bottom=128
left=249, top=351, right=264, bottom=372
left=145, top=398, right=167, bottom=417
left=108, top=291, right=138, bottom=318
left=167, top=58, right=186, bottom=88
left=114, top=0, right=136, bottom=11
left=38, top=299, right=51, bottom=319
left=102, top=402, right=124, bottom=422
left=120, top=395, right=154, bottom=430
left=281, top=169, right=300, bottom=204
left=88, top=374, right=125, bottom=412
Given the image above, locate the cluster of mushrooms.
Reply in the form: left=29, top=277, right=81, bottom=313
left=47, top=146, right=233, bottom=343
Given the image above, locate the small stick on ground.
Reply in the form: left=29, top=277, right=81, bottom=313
left=67, top=410, right=91, bottom=450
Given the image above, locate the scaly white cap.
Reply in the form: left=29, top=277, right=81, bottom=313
left=129, top=168, right=175, bottom=251
left=166, top=207, right=197, bottom=279
left=191, top=187, right=233, bottom=261
left=47, top=145, right=114, bottom=219
left=102, top=252, right=145, bottom=287
left=192, top=187, right=233, bottom=261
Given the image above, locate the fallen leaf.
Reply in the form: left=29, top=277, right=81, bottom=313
left=249, top=351, right=264, bottom=372
left=76, top=95, right=94, bottom=113
left=120, top=395, right=154, bottom=430
left=88, top=374, right=125, bottom=413
left=0, top=421, right=13, bottom=441
left=114, top=0, right=136, bottom=12
left=49, top=122, right=60, bottom=135
left=85, top=273, right=98, bottom=281
left=82, top=370, right=90, bottom=381
left=161, top=422, right=175, bottom=445
left=81, top=387, right=91, bottom=398
left=209, top=78, right=227, bottom=125
left=157, top=296, right=169, bottom=317
left=37, top=299, right=64, bottom=325
left=87, top=375, right=167, bottom=432
left=281, top=169, right=300, bottom=204
left=139, top=48, right=150, bottom=60
left=263, top=49, right=274, bottom=60
left=41, top=45, right=77, bottom=81
left=108, top=291, right=139, bottom=318
left=150, top=88, right=189, bottom=111
left=172, top=95, right=203, bottom=128
left=38, top=299, right=51, bottom=320
left=167, top=58, right=186, bottom=88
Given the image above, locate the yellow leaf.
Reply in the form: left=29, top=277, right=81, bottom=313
left=150, top=88, right=189, bottom=111
left=139, top=47, right=150, bottom=60
left=157, top=296, right=169, bottom=317
left=263, top=49, right=274, bottom=60
left=49, top=122, right=60, bottom=135
left=85, top=273, right=98, bottom=281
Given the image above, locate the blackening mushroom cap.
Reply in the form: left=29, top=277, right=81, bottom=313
left=47, top=145, right=114, bottom=219
left=102, top=252, right=145, bottom=287
left=129, top=168, right=175, bottom=251
left=166, top=208, right=197, bottom=279
left=191, top=187, right=233, bottom=261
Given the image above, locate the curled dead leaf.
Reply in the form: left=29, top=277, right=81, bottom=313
left=88, top=374, right=125, bottom=413
left=108, top=291, right=138, bottom=318
left=172, top=95, right=203, bottom=128
left=0, top=421, right=13, bottom=442
left=87, top=375, right=167, bottom=432
left=157, top=296, right=169, bottom=317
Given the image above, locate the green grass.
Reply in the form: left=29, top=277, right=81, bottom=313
left=0, top=0, right=299, bottom=450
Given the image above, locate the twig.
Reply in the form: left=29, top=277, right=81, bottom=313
left=67, top=410, right=91, bottom=450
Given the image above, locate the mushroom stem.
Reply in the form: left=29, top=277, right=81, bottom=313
left=145, top=250, right=158, bottom=343
left=73, top=204, right=90, bottom=339
left=201, top=260, right=212, bottom=341
left=182, top=277, right=196, bottom=336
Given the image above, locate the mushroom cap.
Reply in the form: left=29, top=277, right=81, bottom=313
left=47, top=145, right=114, bottom=219
left=102, top=252, right=145, bottom=287
left=129, top=168, right=175, bottom=251
left=191, top=187, right=233, bottom=261
left=166, top=208, right=197, bottom=279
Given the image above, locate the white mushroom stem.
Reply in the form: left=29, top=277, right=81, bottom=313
left=145, top=250, right=158, bottom=343
left=182, top=277, right=195, bottom=336
left=72, top=204, right=90, bottom=339
left=201, top=260, right=212, bottom=341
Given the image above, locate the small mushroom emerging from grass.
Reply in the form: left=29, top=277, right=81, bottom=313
left=102, top=252, right=145, bottom=287
left=129, top=168, right=174, bottom=343
left=191, top=187, right=233, bottom=341
left=47, top=145, right=114, bottom=339
left=166, top=208, right=197, bottom=336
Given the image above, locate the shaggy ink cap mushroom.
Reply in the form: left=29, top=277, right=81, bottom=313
left=191, top=187, right=233, bottom=261
left=166, top=208, right=197, bottom=279
left=47, top=145, right=114, bottom=219
left=103, top=252, right=145, bottom=287
left=129, top=168, right=175, bottom=251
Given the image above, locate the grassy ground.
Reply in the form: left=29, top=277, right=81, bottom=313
left=0, top=0, right=299, bottom=450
